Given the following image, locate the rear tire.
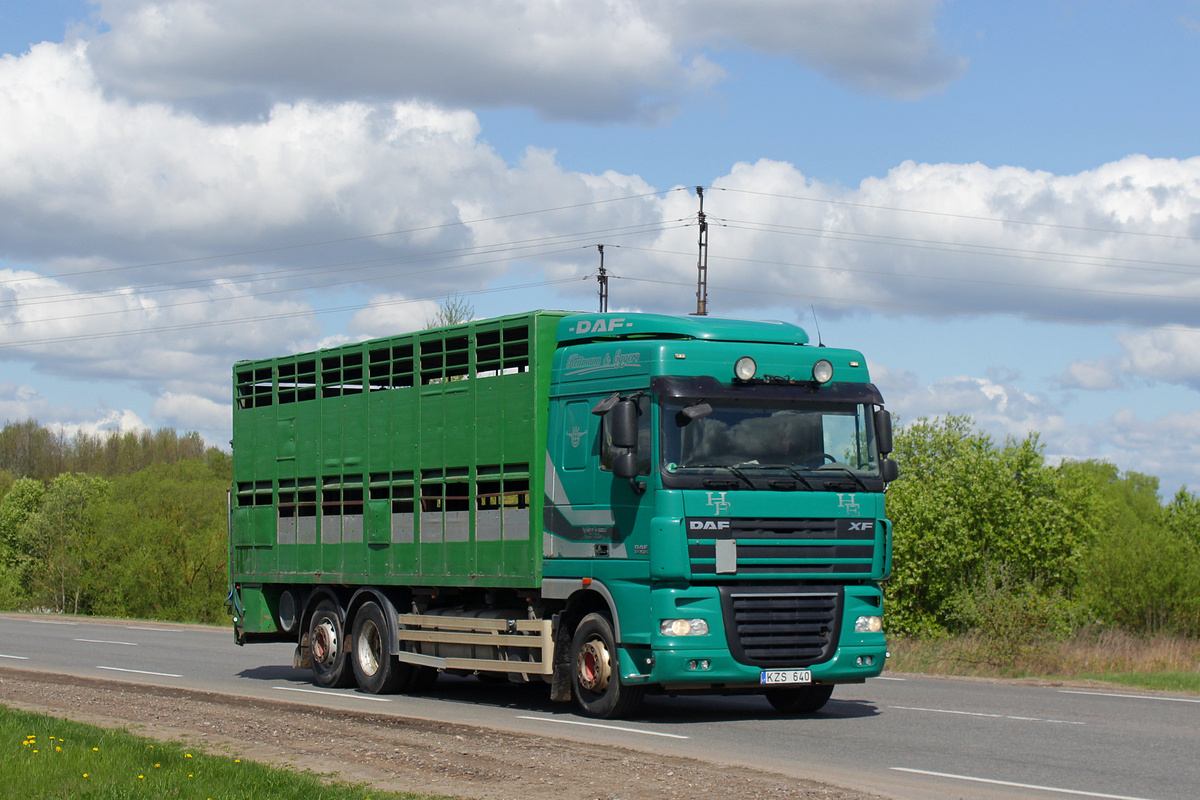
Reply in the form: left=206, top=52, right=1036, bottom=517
left=570, top=612, right=644, bottom=719
left=309, top=599, right=354, bottom=688
left=351, top=601, right=410, bottom=694
left=765, top=684, right=834, bottom=714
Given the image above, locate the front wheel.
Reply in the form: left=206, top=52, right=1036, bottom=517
left=765, top=684, right=834, bottom=714
left=570, top=612, right=644, bottom=719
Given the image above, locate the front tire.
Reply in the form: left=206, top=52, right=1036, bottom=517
left=570, top=612, right=644, bottom=719
left=351, top=601, right=410, bottom=694
left=309, top=599, right=355, bottom=688
left=765, top=684, right=834, bottom=714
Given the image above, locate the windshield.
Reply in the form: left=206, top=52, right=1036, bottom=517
left=661, top=398, right=882, bottom=488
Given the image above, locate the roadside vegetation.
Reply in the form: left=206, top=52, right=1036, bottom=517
left=1, top=704, right=439, bottom=800
left=883, top=414, right=1200, bottom=692
left=0, top=415, right=1197, bottom=688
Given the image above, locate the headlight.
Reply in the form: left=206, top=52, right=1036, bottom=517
left=734, top=357, right=757, bottom=381
left=660, top=618, right=710, bottom=636
left=812, top=359, right=834, bottom=384
left=855, top=615, right=883, bottom=633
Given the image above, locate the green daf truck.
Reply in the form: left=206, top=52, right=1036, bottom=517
left=228, top=310, right=897, bottom=718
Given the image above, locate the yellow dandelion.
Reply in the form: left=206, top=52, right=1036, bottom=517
left=154, top=763, right=160, bottom=768
left=185, top=753, right=193, bottom=758
left=138, top=775, right=144, bottom=779
left=83, top=774, right=88, bottom=778
left=56, top=746, right=62, bottom=752
left=93, top=747, right=99, bottom=751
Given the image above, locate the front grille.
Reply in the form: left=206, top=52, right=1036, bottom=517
left=720, top=585, right=841, bottom=667
left=686, top=517, right=876, bottom=577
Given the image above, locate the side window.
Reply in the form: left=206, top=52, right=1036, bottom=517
left=600, top=395, right=652, bottom=475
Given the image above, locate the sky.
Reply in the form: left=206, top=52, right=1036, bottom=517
left=2, top=0, right=1200, bottom=496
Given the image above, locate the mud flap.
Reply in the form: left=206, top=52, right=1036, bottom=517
left=549, top=615, right=573, bottom=702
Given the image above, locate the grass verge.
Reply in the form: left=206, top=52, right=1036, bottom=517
left=885, top=630, right=1200, bottom=694
left=1, top=704, right=446, bottom=800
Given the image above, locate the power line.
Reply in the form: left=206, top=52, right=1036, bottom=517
left=0, top=187, right=687, bottom=287
left=1, top=220, right=691, bottom=317
left=715, top=186, right=1200, bottom=244
left=615, top=274, right=1200, bottom=335
left=0, top=277, right=589, bottom=350
left=616, top=244, right=1200, bottom=305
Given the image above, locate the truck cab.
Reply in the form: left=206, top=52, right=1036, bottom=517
left=545, top=313, right=896, bottom=716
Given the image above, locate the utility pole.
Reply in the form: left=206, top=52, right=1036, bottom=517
left=692, top=186, right=708, bottom=316
left=596, top=244, right=609, bottom=312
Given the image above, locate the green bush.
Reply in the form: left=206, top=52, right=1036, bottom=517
left=884, top=415, right=1094, bottom=636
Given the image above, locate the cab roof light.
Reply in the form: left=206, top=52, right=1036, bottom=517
left=734, top=357, right=757, bottom=381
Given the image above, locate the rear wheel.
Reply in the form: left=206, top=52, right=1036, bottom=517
left=765, top=684, right=834, bottom=714
left=309, top=599, right=354, bottom=688
left=351, top=601, right=410, bottom=694
left=570, top=612, right=644, bottom=719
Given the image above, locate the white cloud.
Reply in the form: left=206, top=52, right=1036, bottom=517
left=664, top=0, right=967, bottom=99
left=0, top=382, right=50, bottom=423
left=80, top=0, right=962, bottom=121
left=881, top=371, right=1064, bottom=441
left=1059, top=358, right=1125, bottom=391
left=151, top=391, right=228, bottom=435
left=347, top=296, right=443, bottom=341
left=625, top=156, right=1200, bottom=328
left=51, top=409, right=149, bottom=438
left=1062, top=328, right=1200, bottom=392
left=1113, top=328, right=1200, bottom=390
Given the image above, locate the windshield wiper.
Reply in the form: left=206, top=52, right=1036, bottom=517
left=688, top=464, right=756, bottom=490
left=733, top=463, right=815, bottom=491
left=815, top=465, right=869, bottom=491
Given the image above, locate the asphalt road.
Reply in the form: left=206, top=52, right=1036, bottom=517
left=2, top=612, right=1197, bottom=800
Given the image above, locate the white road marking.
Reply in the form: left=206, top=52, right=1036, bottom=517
left=1060, top=689, right=1200, bottom=704
left=96, top=666, right=183, bottom=677
left=873, top=676, right=906, bottom=681
left=274, top=686, right=392, bottom=702
left=75, top=638, right=138, bottom=646
left=892, top=767, right=1162, bottom=800
left=0, top=654, right=29, bottom=660
left=890, top=705, right=1084, bottom=725
left=517, top=715, right=689, bottom=739
left=25, top=619, right=77, bottom=625
left=123, top=626, right=183, bottom=632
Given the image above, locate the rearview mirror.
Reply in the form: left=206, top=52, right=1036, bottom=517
left=874, top=408, right=893, bottom=456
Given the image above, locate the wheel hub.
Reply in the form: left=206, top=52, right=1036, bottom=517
left=312, top=621, right=338, bottom=665
left=576, top=639, right=612, bottom=692
left=356, top=621, right=382, bottom=676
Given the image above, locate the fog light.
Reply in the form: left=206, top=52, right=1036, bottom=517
left=734, top=357, right=757, bottom=381
left=855, top=615, right=883, bottom=633
left=855, top=655, right=875, bottom=667
left=661, top=618, right=710, bottom=636
left=812, top=359, right=834, bottom=384
left=686, top=659, right=712, bottom=671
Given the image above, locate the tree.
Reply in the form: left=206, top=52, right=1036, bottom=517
left=88, top=460, right=229, bottom=622
left=20, top=473, right=110, bottom=614
left=0, top=477, right=45, bottom=609
left=884, top=415, right=1094, bottom=636
left=0, top=420, right=67, bottom=480
left=426, top=294, right=475, bottom=328
left=1067, top=465, right=1200, bottom=636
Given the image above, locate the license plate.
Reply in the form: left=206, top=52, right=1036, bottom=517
left=760, top=669, right=812, bottom=685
